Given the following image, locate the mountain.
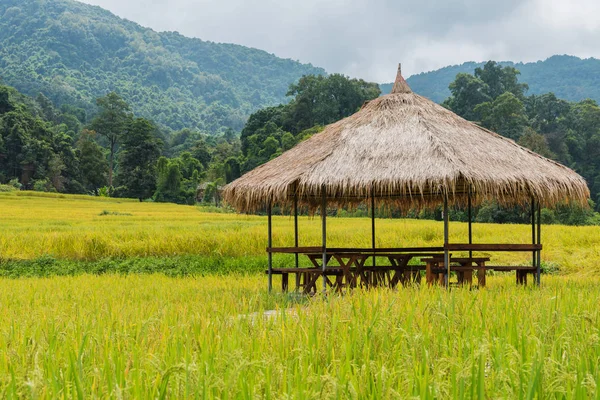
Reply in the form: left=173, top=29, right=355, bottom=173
left=381, top=56, right=600, bottom=104
left=0, top=0, right=325, bottom=133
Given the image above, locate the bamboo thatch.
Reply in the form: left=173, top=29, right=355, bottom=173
left=224, top=65, right=590, bottom=212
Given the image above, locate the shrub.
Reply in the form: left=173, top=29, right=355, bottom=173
left=8, top=178, right=21, bottom=189
left=0, top=184, right=16, bottom=192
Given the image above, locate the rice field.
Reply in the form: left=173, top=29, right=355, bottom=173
left=1, top=274, right=599, bottom=398
left=1, top=192, right=600, bottom=398
left=1, top=191, right=600, bottom=273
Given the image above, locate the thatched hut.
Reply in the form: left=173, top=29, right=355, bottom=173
left=224, top=65, right=589, bottom=293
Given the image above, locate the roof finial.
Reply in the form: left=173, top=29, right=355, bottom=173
left=391, top=63, right=412, bottom=94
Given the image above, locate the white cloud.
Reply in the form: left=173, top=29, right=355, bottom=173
left=78, top=0, right=600, bottom=82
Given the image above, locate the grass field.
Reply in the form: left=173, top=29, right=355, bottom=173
left=1, top=192, right=600, bottom=398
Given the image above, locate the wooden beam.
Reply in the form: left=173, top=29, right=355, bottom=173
left=445, top=244, right=542, bottom=251
left=266, top=246, right=445, bottom=253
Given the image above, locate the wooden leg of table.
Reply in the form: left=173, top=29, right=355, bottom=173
left=295, top=273, right=301, bottom=292
left=463, top=270, right=473, bottom=288
left=282, top=273, right=289, bottom=292
left=304, top=272, right=320, bottom=294
left=516, top=270, right=528, bottom=285
left=477, top=269, right=486, bottom=288
left=403, top=270, right=409, bottom=286
left=426, top=262, right=434, bottom=286
left=325, top=276, right=335, bottom=289
left=413, top=270, right=422, bottom=285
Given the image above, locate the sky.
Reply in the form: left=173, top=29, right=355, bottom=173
left=78, top=0, right=600, bottom=82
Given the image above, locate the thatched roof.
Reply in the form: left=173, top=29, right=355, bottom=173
left=224, top=65, right=589, bottom=212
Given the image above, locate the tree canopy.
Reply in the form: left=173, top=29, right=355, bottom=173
left=443, top=63, right=600, bottom=218
left=240, top=74, right=380, bottom=173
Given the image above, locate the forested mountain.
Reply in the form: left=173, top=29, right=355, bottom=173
left=381, top=56, right=600, bottom=104
left=0, top=0, right=324, bottom=133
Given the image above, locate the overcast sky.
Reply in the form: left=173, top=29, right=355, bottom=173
left=79, top=0, right=600, bottom=82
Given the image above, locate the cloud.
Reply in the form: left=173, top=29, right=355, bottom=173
left=78, top=0, right=600, bottom=82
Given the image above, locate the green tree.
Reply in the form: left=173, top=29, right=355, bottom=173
left=286, top=74, right=380, bottom=133
left=0, top=87, right=13, bottom=114
left=89, top=92, right=132, bottom=186
left=190, top=138, right=212, bottom=169
left=76, top=130, right=108, bottom=192
left=474, top=92, right=528, bottom=140
left=47, top=154, right=66, bottom=192
left=474, top=61, right=528, bottom=100
left=178, top=152, right=203, bottom=180
left=281, top=132, right=296, bottom=151
left=155, top=160, right=183, bottom=203
left=443, top=73, right=491, bottom=120
left=518, top=128, right=555, bottom=159
left=224, top=157, right=241, bottom=183
left=115, top=118, right=162, bottom=201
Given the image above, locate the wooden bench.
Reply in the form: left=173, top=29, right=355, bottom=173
left=442, top=244, right=542, bottom=287
left=267, top=267, right=345, bottom=293
left=487, top=266, right=537, bottom=285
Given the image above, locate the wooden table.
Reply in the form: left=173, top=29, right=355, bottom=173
left=422, top=256, right=490, bottom=287
left=271, top=252, right=441, bottom=293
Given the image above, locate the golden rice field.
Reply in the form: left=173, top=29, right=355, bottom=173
left=1, top=191, right=600, bottom=273
left=1, top=274, right=599, bottom=398
left=2, top=192, right=600, bottom=398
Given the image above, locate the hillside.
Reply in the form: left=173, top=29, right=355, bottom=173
left=0, top=0, right=325, bottom=133
left=381, top=56, right=600, bottom=103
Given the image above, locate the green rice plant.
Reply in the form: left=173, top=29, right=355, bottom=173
left=0, top=275, right=598, bottom=398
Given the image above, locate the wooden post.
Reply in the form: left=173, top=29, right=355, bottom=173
left=294, top=193, right=299, bottom=269
left=443, top=196, right=450, bottom=289
left=531, top=198, right=536, bottom=270
left=294, top=193, right=300, bottom=290
left=267, top=201, right=273, bottom=292
left=537, top=204, right=541, bottom=286
left=468, top=189, right=472, bottom=259
left=321, top=185, right=327, bottom=293
left=371, top=185, right=376, bottom=268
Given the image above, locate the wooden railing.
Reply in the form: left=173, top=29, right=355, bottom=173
left=444, top=244, right=542, bottom=252
left=267, top=244, right=541, bottom=254
left=266, top=246, right=444, bottom=254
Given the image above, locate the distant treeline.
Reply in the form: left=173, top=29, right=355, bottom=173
left=0, top=85, right=239, bottom=204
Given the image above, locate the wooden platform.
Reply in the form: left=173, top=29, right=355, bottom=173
left=266, top=245, right=542, bottom=293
